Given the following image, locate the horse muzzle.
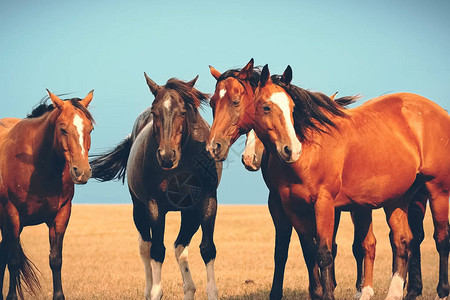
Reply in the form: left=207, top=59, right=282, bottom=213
left=70, top=165, right=92, bottom=184
left=206, top=139, right=230, bottom=162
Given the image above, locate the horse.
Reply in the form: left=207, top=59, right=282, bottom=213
left=90, top=74, right=222, bottom=300
left=207, top=59, right=367, bottom=300
left=250, top=64, right=450, bottom=300
left=0, top=90, right=95, bottom=300
left=241, top=95, right=379, bottom=300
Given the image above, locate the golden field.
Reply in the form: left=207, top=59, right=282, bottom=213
left=2, top=204, right=442, bottom=299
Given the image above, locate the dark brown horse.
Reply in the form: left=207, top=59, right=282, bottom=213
left=90, top=74, right=222, bottom=300
left=0, top=90, right=95, bottom=300
left=251, top=64, right=449, bottom=300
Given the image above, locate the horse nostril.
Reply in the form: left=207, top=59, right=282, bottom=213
left=214, top=142, right=221, bottom=151
left=72, top=167, right=79, bottom=176
left=172, top=150, right=176, bottom=157
left=283, top=145, right=292, bottom=156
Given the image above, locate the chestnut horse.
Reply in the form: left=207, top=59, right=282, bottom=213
left=90, top=74, right=221, bottom=300
left=0, top=90, right=94, bottom=300
left=208, top=59, right=365, bottom=300
left=251, top=64, right=450, bottom=300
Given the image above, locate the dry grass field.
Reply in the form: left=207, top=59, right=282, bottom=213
left=1, top=204, right=443, bottom=299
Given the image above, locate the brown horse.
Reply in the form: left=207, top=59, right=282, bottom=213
left=90, top=74, right=222, bottom=300
left=207, top=59, right=364, bottom=300
left=0, top=90, right=94, bottom=300
left=251, top=64, right=450, bottom=300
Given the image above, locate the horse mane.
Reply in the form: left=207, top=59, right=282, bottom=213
left=271, top=75, right=357, bottom=141
left=162, top=78, right=209, bottom=109
left=217, top=67, right=262, bottom=88
left=27, top=96, right=95, bottom=123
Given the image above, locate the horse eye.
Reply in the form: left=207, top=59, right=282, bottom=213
left=232, top=99, right=240, bottom=107
left=263, top=105, right=271, bottom=113
left=180, top=111, right=186, bottom=117
left=60, top=128, right=68, bottom=135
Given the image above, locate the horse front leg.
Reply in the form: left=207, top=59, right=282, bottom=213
left=148, top=199, right=166, bottom=300
left=314, top=195, right=336, bottom=300
left=384, top=204, right=413, bottom=300
left=174, top=210, right=201, bottom=300
left=131, top=194, right=153, bottom=300
left=268, top=190, right=293, bottom=300
left=199, top=195, right=218, bottom=300
left=47, top=201, right=72, bottom=300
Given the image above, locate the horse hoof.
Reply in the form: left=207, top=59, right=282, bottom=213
left=435, top=296, right=448, bottom=300
left=53, top=292, right=65, bottom=300
left=404, top=291, right=420, bottom=300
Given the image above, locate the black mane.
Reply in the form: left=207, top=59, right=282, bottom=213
left=271, top=75, right=356, bottom=141
left=27, top=96, right=95, bottom=123
left=161, top=78, right=209, bottom=110
left=217, top=67, right=262, bottom=89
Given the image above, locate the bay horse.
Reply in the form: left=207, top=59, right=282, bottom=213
left=90, top=74, right=222, bottom=300
left=0, top=90, right=95, bottom=300
left=207, top=59, right=364, bottom=300
left=250, top=64, right=450, bottom=300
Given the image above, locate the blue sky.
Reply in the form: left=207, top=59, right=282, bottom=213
left=1, top=1, right=449, bottom=204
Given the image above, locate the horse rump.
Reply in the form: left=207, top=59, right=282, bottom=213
left=90, top=135, right=132, bottom=183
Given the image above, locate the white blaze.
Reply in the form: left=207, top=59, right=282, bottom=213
left=73, top=114, right=85, bottom=156
left=243, top=130, right=257, bottom=159
left=268, top=92, right=302, bottom=159
left=219, top=89, right=226, bottom=99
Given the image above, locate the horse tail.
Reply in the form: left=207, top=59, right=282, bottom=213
left=2, top=228, right=41, bottom=299
left=90, top=135, right=132, bottom=183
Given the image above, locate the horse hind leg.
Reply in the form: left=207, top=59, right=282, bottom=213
left=426, top=182, right=450, bottom=300
left=4, top=204, right=40, bottom=300
left=384, top=203, right=413, bottom=300
left=405, top=189, right=428, bottom=300
left=174, top=210, right=201, bottom=300
left=351, top=209, right=376, bottom=300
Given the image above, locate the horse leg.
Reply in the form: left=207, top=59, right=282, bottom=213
left=405, top=189, right=427, bottom=300
left=296, top=214, right=323, bottom=300
left=174, top=210, right=201, bottom=300
left=351, top=208, right=376, bottom=300
left=268, top=191, right=293, bottom=300
left=132, top=194, right=153, bottom=300
left=314, top=195, right=336, bottom=300
left=426, top=182, right=450, bottom=300
left=199, top=196, right=218, bottom=300
left=5, top=203, right=23, bottom=300
left=332, top=210, right=341, bottom=290
left=46, top=202, right=71, bottom=300
left=148, top=199, right=166, bottom=300
left=0, top=239, right=6, bottom=300
left=384, top=204, right=413, bottom=300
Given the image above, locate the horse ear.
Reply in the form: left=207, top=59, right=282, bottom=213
left=46, top=89, right=65, bottom=110
left=80, top=90, right=94, bottom=107
left=186, top=75, right=199, bottom=88
left=281, top=65, right=292, bottom=85
left=238, top=58, right=254, bottom=80
left=144, top=72, right=160, bottom=96
left=209, top=66, right=221, bottom=80
left=330, top=92, right=338, bottom=100
left=260, top=64, right=270, bottom=87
